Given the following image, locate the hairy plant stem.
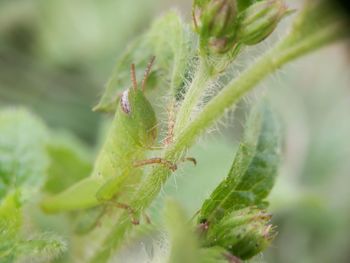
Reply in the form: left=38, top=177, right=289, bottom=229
left=174, top=59, right=210, bottom=135
left=175, top=43, right=243, bottom=135
left=90, top=19, right=347, bottom=263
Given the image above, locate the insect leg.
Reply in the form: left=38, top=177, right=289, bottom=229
left=144, top=145, right=165, bottom=150
left=108, top=201, right=140, bottom=225
left=133, top=157, right=197, bottom=172
left=180, top=157, right=197, bottom=166
left=133, top=158, right=177, bottom=172
left=143, top=213, right=152, bottom=224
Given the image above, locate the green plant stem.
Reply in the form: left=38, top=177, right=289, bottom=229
left=90, top=19, right=346, bottom=263
left=174, top=43, right=243, bottom=135
left=173, top=24, right=346, bottom=153
left=174, top=59, right=210, bottom=135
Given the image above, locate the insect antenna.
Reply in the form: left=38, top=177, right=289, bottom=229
left=131, top=63, right=138, bottom=91
left=141, top=56, right=156, bottom=92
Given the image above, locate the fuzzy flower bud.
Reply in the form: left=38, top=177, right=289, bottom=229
left=203, top=208, right=276, bottom=260
left=236, top=0, right=288, bottom=45
left=199, top=247, right=241, bottom=263
left=193, top=0, right=238, bottom=53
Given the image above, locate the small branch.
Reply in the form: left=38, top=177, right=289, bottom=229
left=174, top=59, right=210, bottom=135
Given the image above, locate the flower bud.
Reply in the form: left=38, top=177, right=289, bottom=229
left=199, top=247, right=239, bottom=263
left=193, top=0, right=238, bottom=53
left=236, top=0, right=288, bottom=45
left=203, top=208, right=275, bottom=260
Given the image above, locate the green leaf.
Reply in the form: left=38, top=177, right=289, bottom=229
left=147, top=11, right=192, bottom=96
left=0, top=109, right=68, bottom=262
left=94, top=11, right=191, bottom=112
left=199, top=103, right=282, bottom=223
left=44, top=132, right=92, bottom=194
left=0, top=192, right=21, bottom=262
left=0, top=192, right=66, bottom=262
left=14, top=232, right=67, bottom=262
left=0, top=108, right=49, bottom=200
left=164, top=199, right=199, bottom=263
left=93, top=37, right=155, bottom=112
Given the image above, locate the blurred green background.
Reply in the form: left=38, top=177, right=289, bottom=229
left=1, top=0, right=349, bottom=262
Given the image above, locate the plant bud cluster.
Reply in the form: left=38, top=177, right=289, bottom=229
left=199, top=207, right=276, bottom=260
left=193, top=0, right=289, bottom=53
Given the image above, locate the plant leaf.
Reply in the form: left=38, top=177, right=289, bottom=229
left=199, top=103, right=281, bottom=223
left=146, top=11, right=192, bottom=96
left=44, top=132, right=92, bottom=194
left=93, top=36, right=155, bottom=112
left=164, top=199, right=199, bottom=263
left=0, top=108, right=49, bottom=200
left=0, top=192, right=66, bottom=262
left=94, top=11, right=191, bottom=112
left=0, top=191, right=22, bottom=263
left=14, top=232, right=67, bottom=263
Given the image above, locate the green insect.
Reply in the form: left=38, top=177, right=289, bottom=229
left=41, top=57, right=190, bottom=217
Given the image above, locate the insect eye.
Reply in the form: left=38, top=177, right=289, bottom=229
left=120, top=90, right=131, bottom=114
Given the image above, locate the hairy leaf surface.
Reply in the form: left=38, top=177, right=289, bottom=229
left=199, top=104, right=281, bottom=223
left=0, top=108, right=49, bottom=200
left=44, top=133, right=92, bottom=194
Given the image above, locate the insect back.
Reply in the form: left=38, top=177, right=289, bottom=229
left=94, top=58, right=158, bottom=203
left=40, top=58, right=159, bottom=214
left=117, top=87, right=157, bottom=149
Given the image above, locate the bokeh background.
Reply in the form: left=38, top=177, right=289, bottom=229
left=1, top=0, right=349, bottom=262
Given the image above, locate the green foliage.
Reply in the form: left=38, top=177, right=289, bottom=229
left=0, top=109, right=67, bottom=263
left=164, top=199, right=199, bottom=263
left=93, top=37, right=155, bottom=112
left=188, top=104, right=281, bottom=260
left=13, top=233, right=66, bottom=263
left=90, top=1, right=348, bottom=261
left=147, top=11, right=192, bottom=96
left=203, top=207, right=275, bottom=260
left=0, top=192, right=66, bottom=263
left=0, top=108, right=49, bottom=200
left=0, top=192, right=21, bottom=262
left=199, top=104, right=281, bottom=224
left=44, top=133, right=92, bottom=194
left=41, top=69, right=159, bottom=213
left=1, top=1, right=348, bottom=262
left=94, top=11, right=191, bottom=112
left=163, top=200, right=249, bottom=263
